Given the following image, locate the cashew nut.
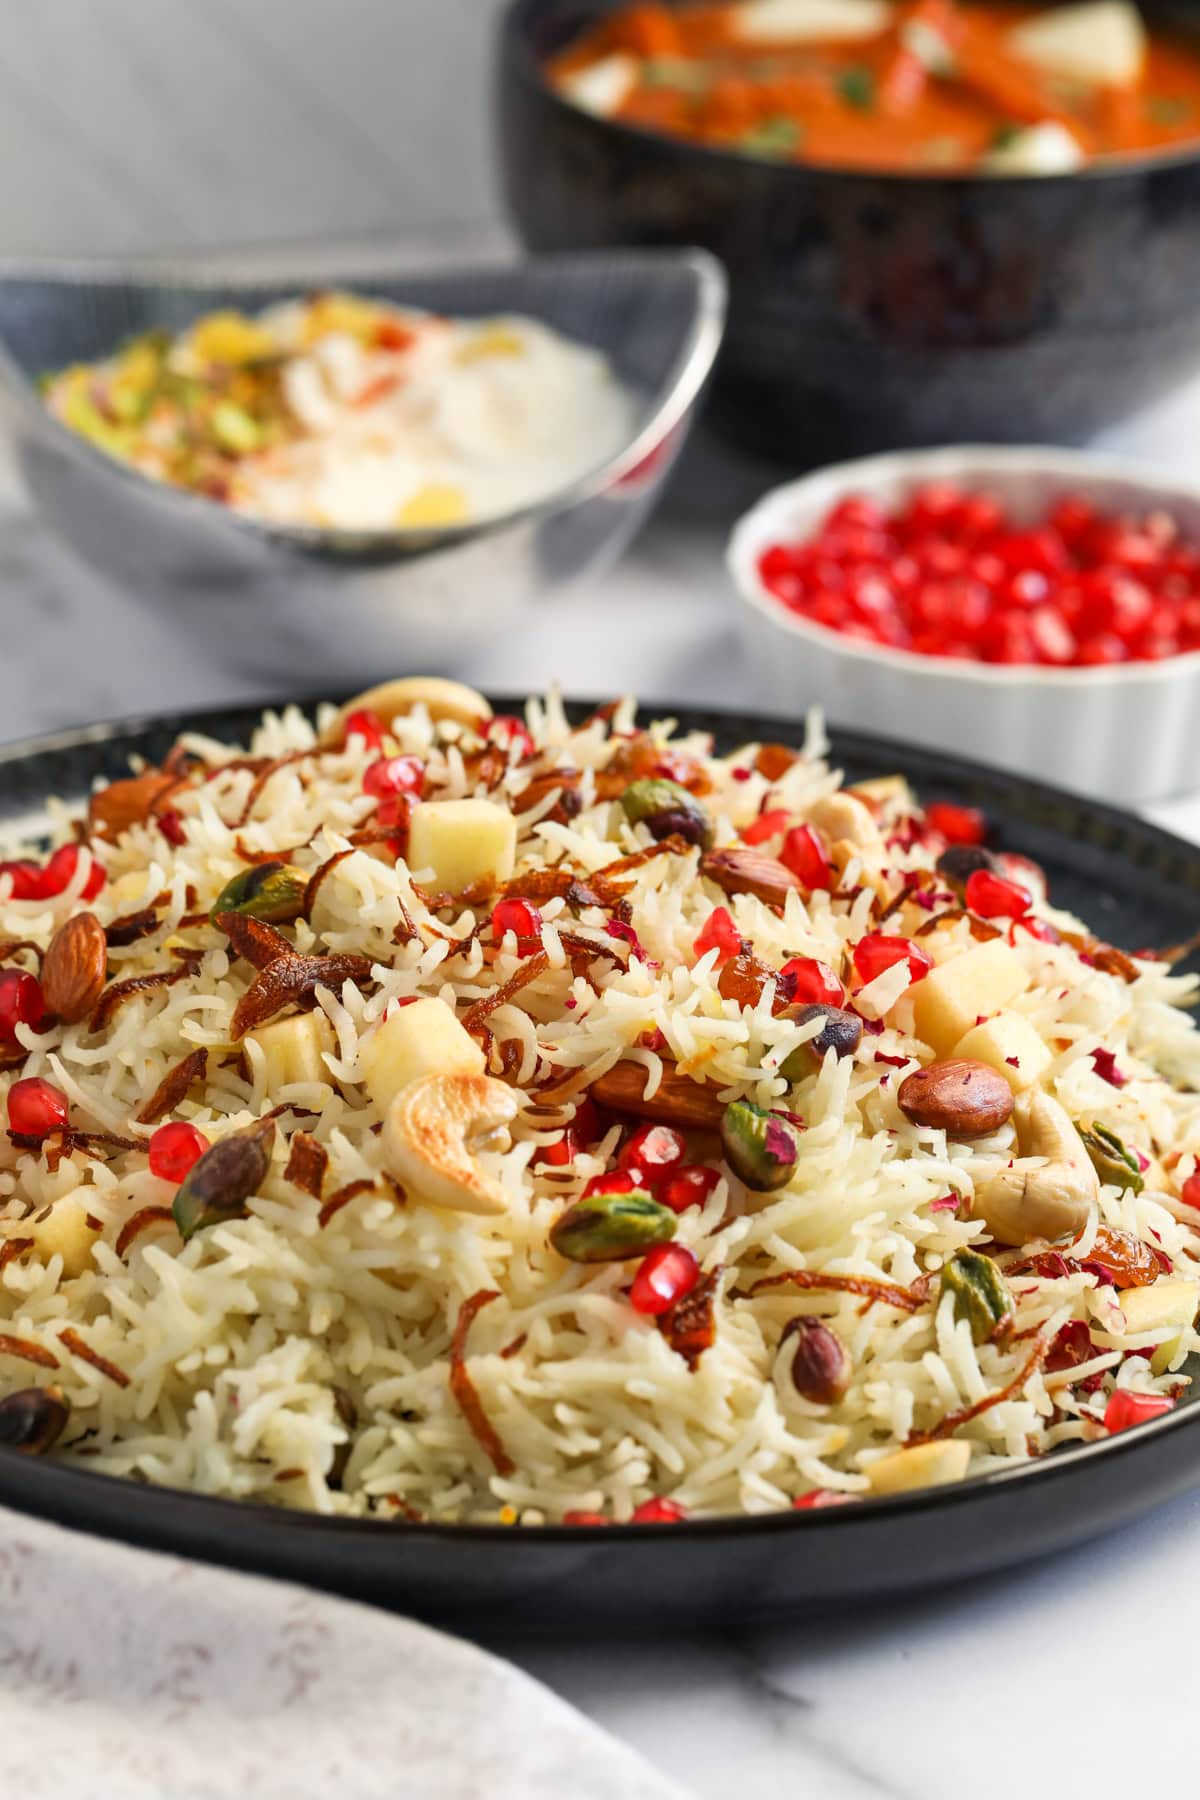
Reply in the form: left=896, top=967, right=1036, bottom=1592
left=972, top=1090, right=1098, bottom=1245
left=382, top=1072, right=519, bottom=1215
left=321, top=678, right=492, bottom=748
left=808, top=792, right=881, bottom=850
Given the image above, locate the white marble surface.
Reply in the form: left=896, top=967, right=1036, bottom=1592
left=5, top=342, right=1200, bottom=1799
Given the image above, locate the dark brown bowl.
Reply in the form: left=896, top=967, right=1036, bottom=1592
left=496, top=0, right=1200, bottom=460
left=0, top=695, right=1199, bottom=1630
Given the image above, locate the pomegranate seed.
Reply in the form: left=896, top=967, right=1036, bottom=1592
left=344, top=709, right=384, bottom=751
left=1104, top=1390, right=1174, bottom=1433
left=0, top=861, right=44, bottom=901
left=780, top=824, right=832, bottom=891
left=537, top=1132, right=574, bottom=1168
left=492, top=897, right=544, bottom=945
left=148, top=1120, right=209, bottom=1183
left=760, top=488, right=1200, bottom=668
left=777, top=956, right=845, bottom=1007
left=631, top=1497, right=688, bottom=1523
left=693, top=906, right=742, bottom=966
left=658, top=1165, right=720, bottom=1213
left=363, top=756, right=424, bottom=799
left=158, top=809, right=188, bottom=846
left=562, top=1510, right=608, bottom=1526
left=965, top=869, right=1032, bottom=919
left=618, top=1123, right=686, bottom=1181
left=374, top=794, right=411, bottom=836
left=741, top=808, right=791, bottom=846
left=793, top=1489, right=856, bottom=1509
left=571, top=1097, right=602, bottom=1146
left=925, top=801, right=985, bottom=846
left=487, top=715, right=535, bottom=760
left=829, top=493, right=886, bottom=532
left=630, top=1243, right=700, bottom=1316
left=7, top=1076, right=68, bottom=1139
left=852, top=933, right=932, bottom=985
left=1180, top=1171, right=1200, bottom=1212
left=581, top=1170, right=641, bottom=1198
left=40, top=843, right=105, bottom=901
left=0, top=969, right=45, bottom=1044
left=1010, top=916, right=1061, bottom=946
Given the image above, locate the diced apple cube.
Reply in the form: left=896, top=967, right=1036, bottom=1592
left=32, top=1192, right=101, bottom=1278
left=245, top=1012, right=335, bottom=1089
left=558, top=52, right=640, bottom=116
left=358, top=996, right=484, bottom=1109
left=912, top=940, right=1031, bottom=1054
left=865, top=1439, right=971, bottom=1495
left=1117, top=1279, right=1198, bottom=1373
left=1009, top=1, right=1145, bottom=88
left=1118, top=1278, right=1198, bottom=1335
left=733, top=0, right=893, bottom=43
left=407, top=798, right=517, bottom=895
left=952, top=1011, right=1052, bottom=1092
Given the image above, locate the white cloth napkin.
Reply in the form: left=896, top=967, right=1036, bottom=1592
left=0, top=1506, right=685, bottom=1800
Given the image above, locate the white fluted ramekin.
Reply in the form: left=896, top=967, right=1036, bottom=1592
left=729, top=446, right=1200, bottom=805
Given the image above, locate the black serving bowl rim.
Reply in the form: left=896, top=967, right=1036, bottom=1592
left=0, top=245, right=727, bottom=561
left=0, top=692, right=1198, bottom=1549
left=501, top=0, right=1200, bottom=188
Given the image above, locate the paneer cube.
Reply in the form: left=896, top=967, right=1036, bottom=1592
left=246, top=1012, right=335, bottom=1090
left=32, top=1192, right=101, bottom=1278
left=952, top=1011, right=1052, bottom=1093
left=358, top=996, right=484, bottom=1109
left=558, top=52, right=640, bottom=116
left=733, top=0, right=893, bottom=43
left=407, top=798, right=517, bottom=895
left=865, top=1439, right=971, bottom=1495
left=912, top=940, right=1031, bottom=1055
left=1009, top=1, right=1145, bottom=88
left=984, top=122, right=1084, bottom=175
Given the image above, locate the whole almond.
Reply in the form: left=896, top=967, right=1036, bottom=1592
left=897, top=1058, right=1015, bottom=1139
left=87, top=770, right=178, bottom=841
left=701, top=846, right=802, bottom=908
left=42, top=912, right=108, bottom=1024
left=591, top=1060, right=725, bottom=1130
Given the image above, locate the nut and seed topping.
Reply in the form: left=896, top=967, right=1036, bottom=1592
left=700, top=846, right=802, bottom=907
left=897, top=1059, right=1015, bottom=1138
left=42, top=912, right=108, bottom=1023
left=786, top=1318, right=851, bottom=1405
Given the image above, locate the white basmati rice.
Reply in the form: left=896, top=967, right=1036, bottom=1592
left=0, top=689, right=1195, bottom=1525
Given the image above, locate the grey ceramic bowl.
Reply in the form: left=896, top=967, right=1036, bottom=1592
left=0, top=247, right=726, bottom=682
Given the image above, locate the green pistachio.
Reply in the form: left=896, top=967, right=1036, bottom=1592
left=0, top=1385, right=69, bottom=1454
left=1080, top=1124, right=1144, bottom=1195
left=549, top=1190, right=677, bottom=1263
left=173, top=1119, right=275, bottom=1242
left=620, top=779, right=713, bottom=850
left=721, top=1099, right=803, bottom=1193
left=209, top=860, right=308, bottom=926
left=210, top=401, right=263, bottom=455
left=780, top=1003, right=863, bottom=1082
left=940, top=1248, right=1014, bottom=1346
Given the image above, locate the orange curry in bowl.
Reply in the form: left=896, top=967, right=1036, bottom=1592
left=547, top=0, right=1200, bottom=172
